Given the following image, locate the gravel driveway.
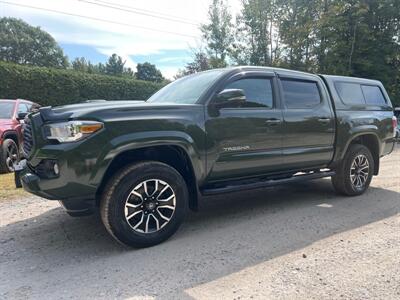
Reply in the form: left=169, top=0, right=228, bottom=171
left=1, top=146, right=399, bottom=299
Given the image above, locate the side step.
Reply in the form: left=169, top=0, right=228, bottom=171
left=201, top=171, right=335, bottom=196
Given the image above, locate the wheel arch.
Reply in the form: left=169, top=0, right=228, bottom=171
left=2, top=130, right=19, bottom=146
left=96, top=144, right=200, bottom=211
left=342, top=133, right=381, bottom=175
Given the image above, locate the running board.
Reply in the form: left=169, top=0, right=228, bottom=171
left=201, top=171, right=335, bottom=196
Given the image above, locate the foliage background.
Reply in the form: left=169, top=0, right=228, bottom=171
left=180, top=0, right=400, bottom=106
left=0, top=62, right=164, bottom=106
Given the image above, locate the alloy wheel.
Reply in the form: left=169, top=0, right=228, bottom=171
left=124, top=179, right=176, bottom=233
left=350, top=154, right=369, bottom=189
left=5, top=142, right=18, bottom=172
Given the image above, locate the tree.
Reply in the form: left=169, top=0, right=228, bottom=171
left=233, top=0, right=273, bottom=66
left=277, top=0, right=322, bottom=71
left=105, top=54, right=125, bottom=76
left=314, top=0, right=400, bottom=102
left=135, top=62, right=164, bottom=82
left=123, top=67, right=134, bottom=77
left=0, top=17, right=68, bottom=68
left=71, top=57, right=89, bottom=73
left=103, top=53, right=135, bottom=77
left=89, top=62, right=106, bottom=74
left=201, top=0, right=234, bottom=67
left=175, top=51, right=211, bottom=78
left=72, top=54, right=134, bottom=77
left=196, top=0, right=399, bottom=104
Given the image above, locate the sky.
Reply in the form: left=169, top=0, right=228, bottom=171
left=0, top=0, right=241, bottom=79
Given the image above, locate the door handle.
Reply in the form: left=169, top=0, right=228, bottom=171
left=265, top=118, right=282, bottom=126
left=318, top=118, right=331, bottom=124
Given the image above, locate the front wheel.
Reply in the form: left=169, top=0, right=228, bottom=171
left=332, top=144, right=374, bottom=196
left=0, top=139, right=19, bottom=174
left=100, top=161, right=188, bottom=248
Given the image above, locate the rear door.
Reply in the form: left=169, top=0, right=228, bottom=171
left=277, top=72, right=335, bottom=170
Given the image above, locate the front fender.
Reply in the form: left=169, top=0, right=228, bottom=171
left=90, top=130, right=204, bottom=186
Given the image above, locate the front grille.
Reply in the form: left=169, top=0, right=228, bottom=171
left=22, top=118, right=34, bottom=157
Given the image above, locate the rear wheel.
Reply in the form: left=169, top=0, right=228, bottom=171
left=332, top=144, right=374, bottom=196
left=0, top=139, right=19, bottom=174
left=100, top=161, right=188, bottom=248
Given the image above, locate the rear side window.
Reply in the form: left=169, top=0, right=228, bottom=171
left=335, top=82, right=365, bottom=105
left=281, top=79, right=321, bottom=109
left=361, top=85, right=386, bottom=105
left=225, top=78, right=274, bottom=108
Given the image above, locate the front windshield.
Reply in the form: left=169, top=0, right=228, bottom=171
left=148, top=69, right=225, bottom=104
left=0, top=102, right=14, bottom=119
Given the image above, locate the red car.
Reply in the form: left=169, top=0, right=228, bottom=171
left=0, top=99, right=36, bottom=173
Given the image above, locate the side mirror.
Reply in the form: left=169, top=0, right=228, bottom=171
left=17, top=112, right=28, bottom=121
left=216, top=89, right=246, bottom=106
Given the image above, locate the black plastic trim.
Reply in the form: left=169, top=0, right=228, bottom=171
left=201, top=171, right=335, bottom=195
left=39, top=106, right=73, bottom=122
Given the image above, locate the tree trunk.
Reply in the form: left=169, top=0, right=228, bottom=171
left=348, top=23, right=357, bottom=74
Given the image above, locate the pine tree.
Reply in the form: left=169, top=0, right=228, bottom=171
left=105, top=54, right=125, bottom=76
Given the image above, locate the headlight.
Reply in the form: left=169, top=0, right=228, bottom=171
left=44, top=121, right=103, bottom=143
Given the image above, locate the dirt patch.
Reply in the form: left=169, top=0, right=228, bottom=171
left=0, top=173, right=28, bottom=201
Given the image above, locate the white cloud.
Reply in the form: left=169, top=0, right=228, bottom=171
left=1, top=0, right=242, bottom=78
left=157, top=56, right=189, bottom=63
left=158, top=66, right=183, bottom=79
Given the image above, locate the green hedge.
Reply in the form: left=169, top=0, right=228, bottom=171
left=0, top=62, right=164, bottom=107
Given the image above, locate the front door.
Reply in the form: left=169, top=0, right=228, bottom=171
left=205, top=72, right=284, bottom=182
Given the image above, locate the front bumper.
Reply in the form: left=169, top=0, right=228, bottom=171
left=18, top=161, right=96, bottom=215
left=19, top=167, right=57, bottom=200
left=19, top=159, right=97, bottom=199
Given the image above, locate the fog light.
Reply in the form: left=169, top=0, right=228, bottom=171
left=35, top=159, right=60, bottom=179
left=53, top=163, right=59, bottom=175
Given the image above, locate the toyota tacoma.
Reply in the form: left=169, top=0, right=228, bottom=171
left=18, top=67, right=397, bottom=247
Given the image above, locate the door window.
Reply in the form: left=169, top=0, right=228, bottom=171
left=281, top=79, right=321, bottom=109
left=225, top=78, right=274, bottom=108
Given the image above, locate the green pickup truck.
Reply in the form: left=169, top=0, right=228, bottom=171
left=19, top=67, right=397, bottom=247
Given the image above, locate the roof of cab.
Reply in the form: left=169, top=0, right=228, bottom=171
left=227, top=65, right=317, bottom=76
left=320, top=74, right=381, bottom=85
left=0, top=98, right=33, bottom=103
left=224, top=66, right=382, bottom=84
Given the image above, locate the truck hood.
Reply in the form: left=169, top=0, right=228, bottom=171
left=0, top=119, right=14, bottom=126
left=39, top=100, right=200, bottom=121
left=0, top=119, right=17, bottom=135
left=52, top=100, right=146, bottom=114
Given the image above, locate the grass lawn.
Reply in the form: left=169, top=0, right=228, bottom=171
left=0, top=173, right=28, bottom=200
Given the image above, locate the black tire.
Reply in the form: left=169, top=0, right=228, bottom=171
left=331, top=144, right=374, bottom=196
left=0, top=139, right=19, bottom=174
left=100, top=161, right=188, bottom=248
